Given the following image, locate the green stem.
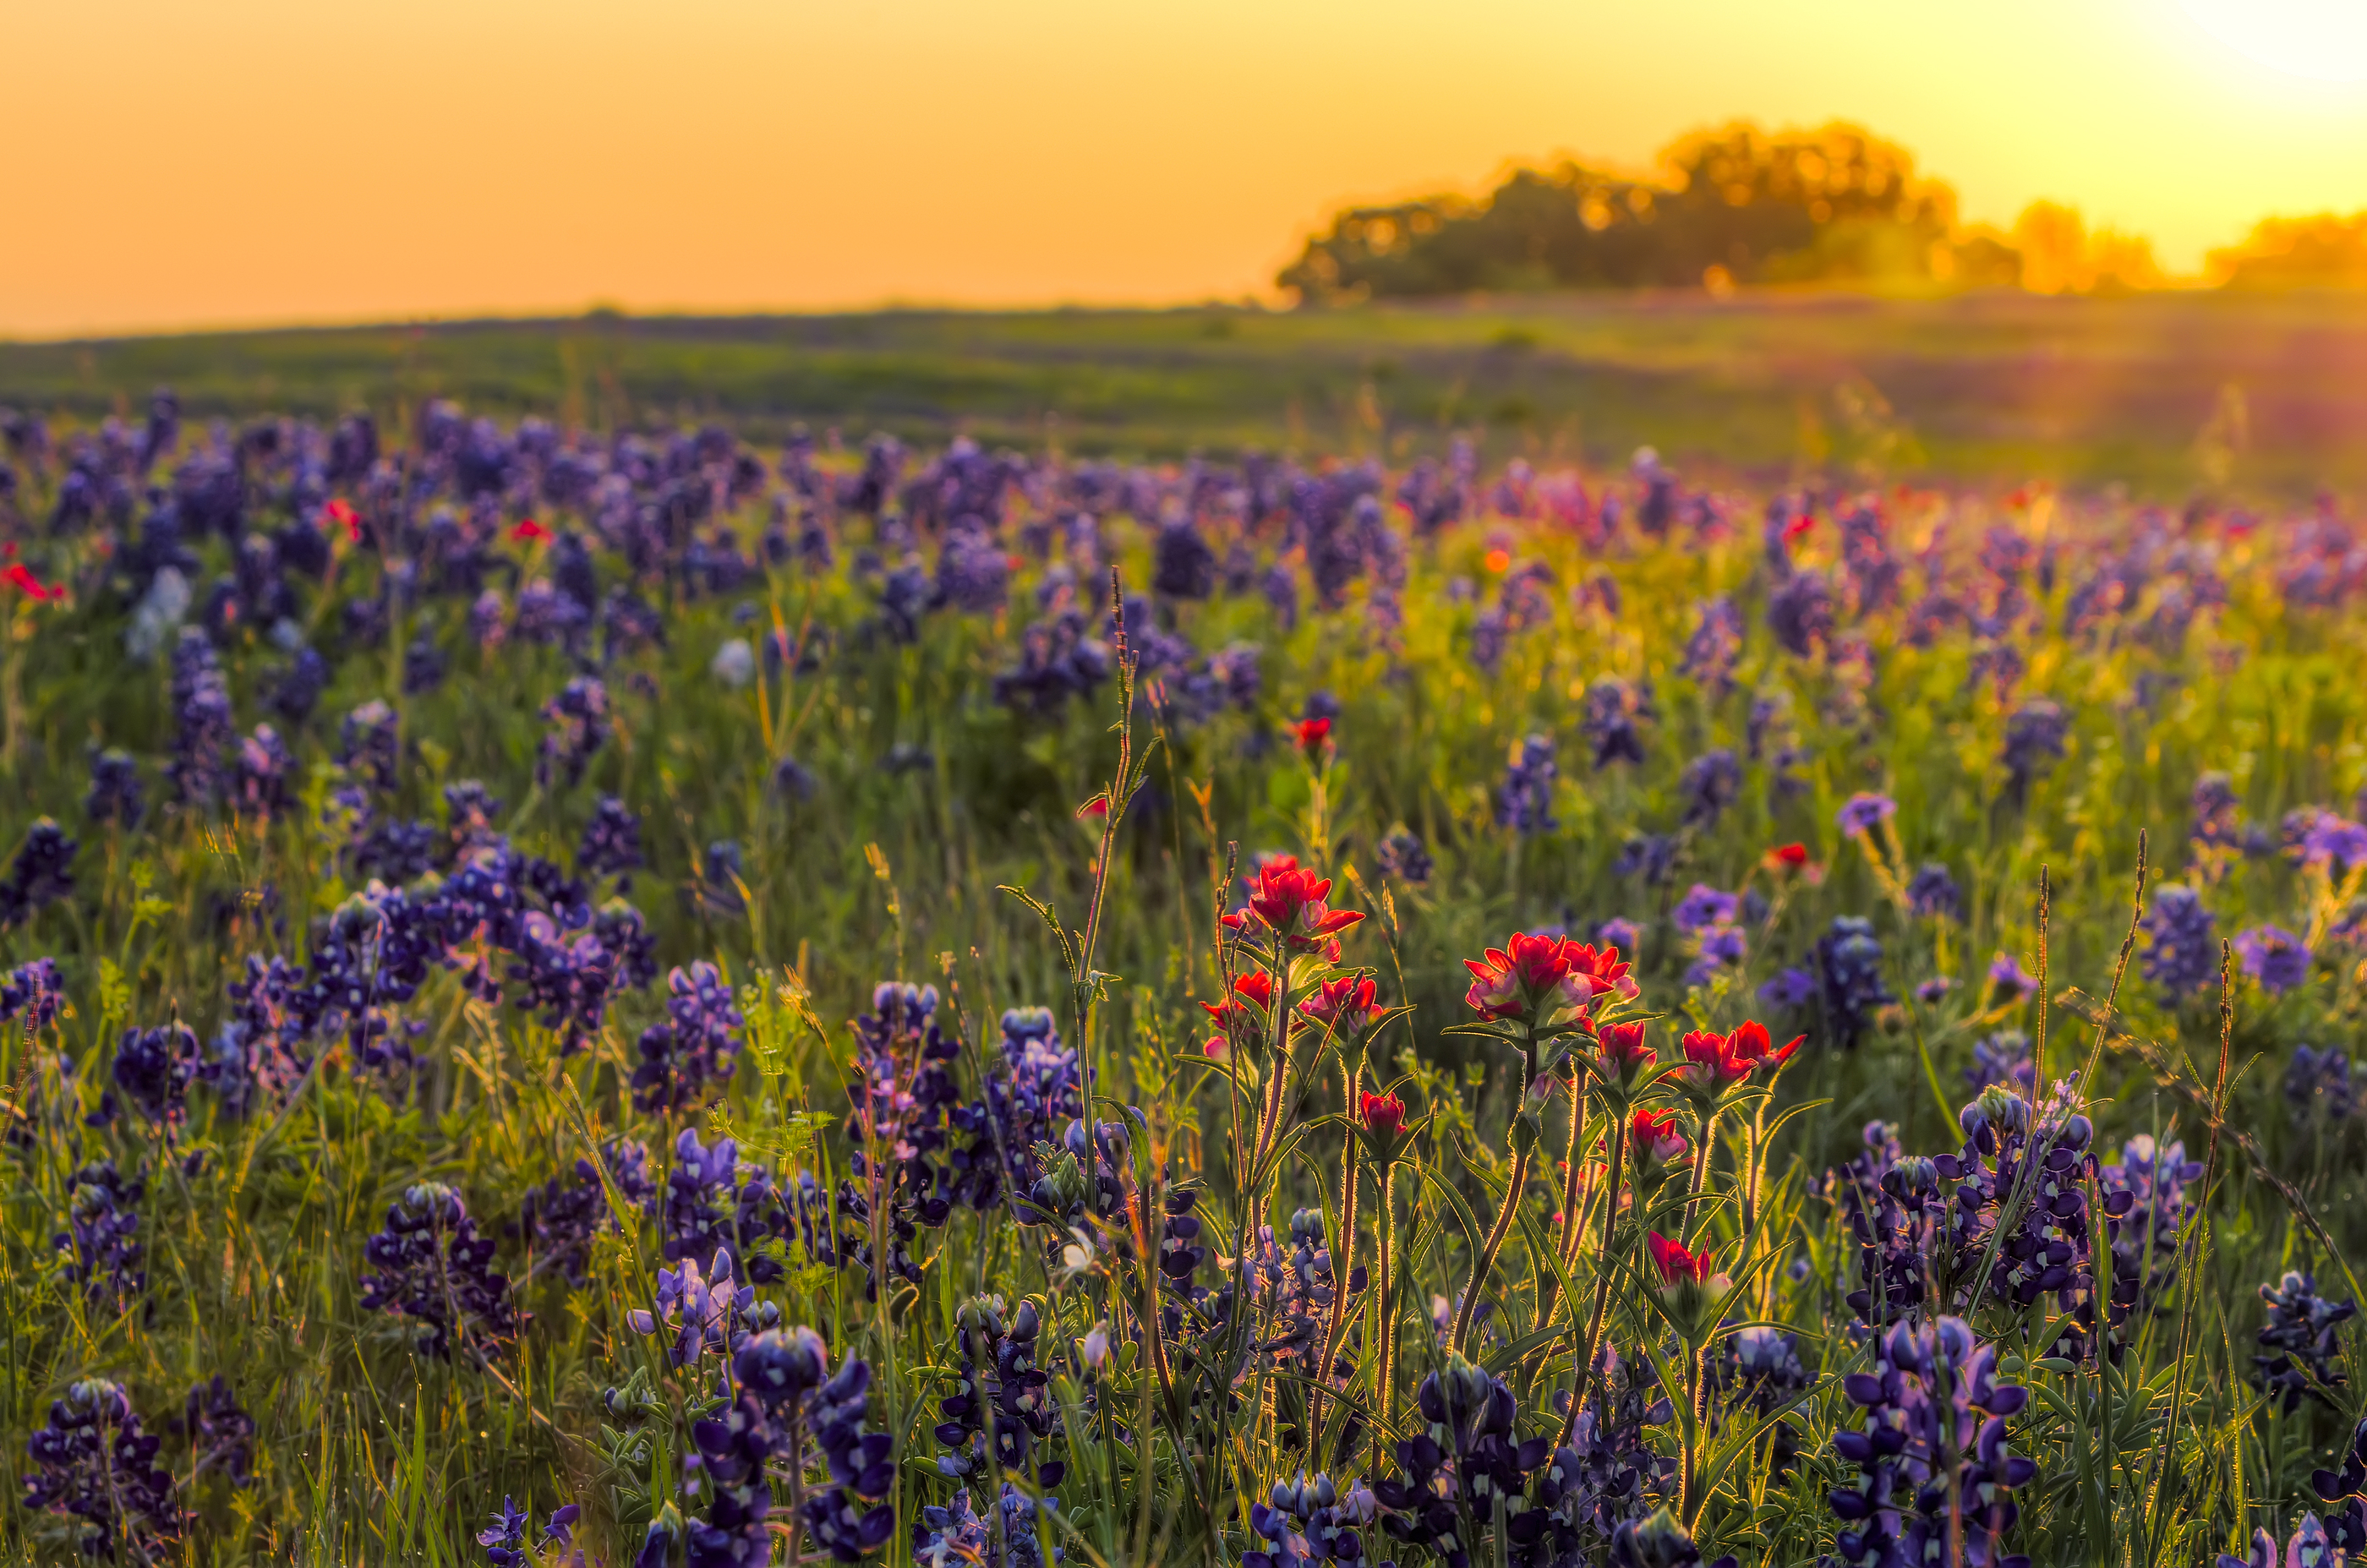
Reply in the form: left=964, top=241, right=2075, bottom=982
left=1567, top=1113, right=1631, bottom=1440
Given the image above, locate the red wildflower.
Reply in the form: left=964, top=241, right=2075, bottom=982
left=3, top=563, right=60, bottom=602
left=1222, top=858, right=1364, bottom=952
left=1647, top=1230, right=1714, bottom=1287
left=1076, top=794, right=1111, bottom=821
left=1292, top=716, right=1333, bottom=757
left=1596, top=1021, right=1653, bottom=1071
left=1463, top=932, right=1636, bottom=1022
left=1298, top=975, right=1385, bottom=1037
left=1359, top=1090, right=1407, bottom=1138
left=1201, top=970, right=1275, bottom=1033
left=1678, top=1019, right=1802, bottom=1091
left=1767, top=843, right=1809, bottom=870
left=324, top=498, right=362, bottom=543
left=1630, top=1108, right=1689, bottom=1169
left=1781, top=512, right=1815, bottom=544
left=512, top=518, right=553, bottom=544
left=1483, top=548, right=1512, bottom=573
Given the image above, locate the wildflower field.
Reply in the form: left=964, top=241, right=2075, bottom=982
left=2, top=378, right=2367, bottom=1568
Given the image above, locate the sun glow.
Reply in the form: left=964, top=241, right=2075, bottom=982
left=2180, top=0, right=2367, bottom=82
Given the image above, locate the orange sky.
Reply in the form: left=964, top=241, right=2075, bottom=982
left=3, top=0, right=2365, bottom=337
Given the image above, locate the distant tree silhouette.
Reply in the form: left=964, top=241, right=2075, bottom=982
left=1278, top=121, right=1958, bottom=303
left=2210, top=212, right=2367, bottom=290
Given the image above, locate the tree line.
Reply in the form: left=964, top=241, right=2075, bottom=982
left=1277, top=120, right=2367, bottom=303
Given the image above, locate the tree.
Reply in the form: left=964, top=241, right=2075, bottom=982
left=2209, top=212, right=2367, bottom=290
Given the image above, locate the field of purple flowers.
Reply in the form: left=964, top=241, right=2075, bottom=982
left=1, top=394, right=2366, bottom=1565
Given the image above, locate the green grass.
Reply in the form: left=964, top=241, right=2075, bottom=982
left=0, top=369, right=2365, bottom=1564
left=7, top=288, right=2367, bottom=494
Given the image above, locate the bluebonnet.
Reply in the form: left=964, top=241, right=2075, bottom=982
left=698, top=839, right=748, bottom=917
left=659, top=1128, right=790, bottom=1286
left=2189, top=771, right=2252, bottom=857
left=1999, top=700, right=2069, bottom=806
left=2234, top=925, right=2311, bottom=995
left=1375, top=826, right=1433, bottom=885
left=1582, top=680, right=1648, bottom=769
left=1609, top=1508, right=1735, bottom=1568
left=202, top=953, right=318, bottom=1116
left=1905, top=862, right=1960, bottom=920
left=1677, top=749, right=1741, bottom=829
left=1371, top=1354, right=1553, bottom=1564
left=167, top=628, right=235, bottom=805
left=1599, top=917, right=1643, bottom=955
left=1, top=956, right=63, bottom=1029
left=445, top=779, right=506, bottom=857
left=843, top=983, right=996, bottom=1255
left=1679, top=597, right=1744, bottom=695
left=703, top=1327, right=897, bottom=1565
left=1814, top=916, right=1893, bottom=1047
left=517, top=1137, right=655, bottom=1287
left=2296, top=811, right=2367, bottom=877
left=1837, top=500, right=1900, bottom=610
left=183, top=1374, right=255, bottom=1485
left=112, top=1022, right=199, bottom=1134
left=1765, top=570, right=1833, bottom=658
left=57, top=1159, right=146, bottom=1308
left=934, top=1295, right=1066, bottom=1484
left=985, top=1007, right=1081, bottom=1211
left=1671, top=884, right=1738, bottom=937
left=596, top=900, right=661, bottom=992
left=2255, top=1270, right=2358, bottom=1413
left=0, top=817, right=77, bottom=929
left=1152, top=515, right=1217, bottom=598
left=1496, top=734, right=1560, bottom=835
left=271, top=644, right=329, bottom=724
left=478, top=1497, right=532, bottom=1566
left=85, top=748, right=145, bottom=828
left=339, top=699, right=402, bottom=792
left=1826, top=1317, right=2036, bottom=1568
left=505, top=910, right=616, bottom=1055
left=1614, top=833, right=1681, bottom=887
left=774, top=755, right=823, bottom=803
left=2141, top=885, right=2218, bottom=1002
left=358, top=1183, right=525, bottom=1358
left=233, top=724, right=296, bottom=817
left=1822, top=1121, right=1926, bottom=1327
left=1987, top=953, right=2038, bottom=1003
left=2287, top=1044, right=2354, bottom=1122
left=994, top=606, right=1112, bottom=719
left=1835, top=792, right=1896, bottom=836
left=402, top=632, right=446, bottom=695
left=1761, top=966, right=1808, bottom=1013
left=1936, top=1084, right=2109, bottom=1357
left=631, top=962, right=744, bottom=1114
left=23, top=1380, right=183, bottom=1559
left=1965, top=1031, right=2035, bottom=1095
left=2309, top=1418, right=2367, bottom=1555
left=2100, top=1134, right=2205, bottom=1333
left=1244, top=1473, right=1375, bottom=1568
left=1540, top=1341, right=1676, bottom=1545
left=537, top=677, right=610, bottom=789
left=629, top=1247, right=777, bottom=1369
left=578, top=796, right=643, bottom=883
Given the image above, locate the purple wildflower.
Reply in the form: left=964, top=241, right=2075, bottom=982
left=358, top=1183, right=525, bottom=1358
left=2140, top=885, right=2218, bottom=1002
left=2235, top=925, right=2313, bottom=995
left=1836, top=793, right=1896, bottom=836
left=24, top=1380, right=183, bottom=1559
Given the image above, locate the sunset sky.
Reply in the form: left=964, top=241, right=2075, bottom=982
left=3, top=0, right=2365, bottom=337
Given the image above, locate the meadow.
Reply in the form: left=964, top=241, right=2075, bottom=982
left=0, top=325, right=2364, bottom=1566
